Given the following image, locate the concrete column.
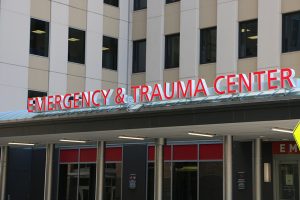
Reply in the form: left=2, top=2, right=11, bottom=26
left=257, top=0, right=281, bottom=69
left=146, top=0, right=165, bottom=85
left=44, top=144, right=54, bottom=200
left=95, top=141, right=106, bottom=200
left=85, top=0, right=104, bottom=91
left=180, top=0, right=199, bottom=81
left=0, top=146, right=8, bottom=200
left=216, top=0, right=238, bottom=75
left=223, top=135, right=232, bottom=200
left=48, top=0, right=69, bottom=95
left=154, top=138, right=166, bottom=200
left=255, top=138, right=262, bottom=200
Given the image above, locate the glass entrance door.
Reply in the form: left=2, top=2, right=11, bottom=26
left=275, top=159, right=300, bottom=200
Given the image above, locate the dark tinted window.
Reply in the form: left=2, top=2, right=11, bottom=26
left=199, top=162, right=223, bottom=200
left=133, top=40, right=146, bottom=73
left=239, top=19, right=258, bottom=58
left=165, top=33, right=180, bottom=69
left=103, top=36, right=118, bottom=70
left=173, top=162, right=197, bottom=200
left=68, top=28, right=85, bottom=64
left=166, top=0, right=180, bottom=4
left=104, top=0, right=119, bottom=7
left=28, top=90, right=47, bottom=98
left=30, top=18, right=49, bottom=57
left=200, top=27, right=217, bottom=64
left=282, top=11, right=300, bottom=53
left=134, top=0, right=147, bottom=10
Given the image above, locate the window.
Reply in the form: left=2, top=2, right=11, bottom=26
left=147, top=162, right=171, bottom=200
left=132, top=40, right=146, bottom=73
left=30, top=18, right=49, bottom=57
left=200, top=27, right=217, bottom=64
left=68, top=28, right=85, bottom=64
left=103, top=36, right=118, bottom=70
left=28, top=90, right=47, bottom=98
left=165, top=33, right=180, bottom=69
left=199, top=162, right=223, bottom=200
left=239, top=19, right=258, bottom=58
left=104, top=163, right=122, bottom=200
left=173, top=162, right=197, bottom=200
left=134, top=0, right=147, bottom=10
left=58, top=164, right=96, bottom=200
left=166, top=0, right=180, bottom=4
left=104, top=0, right=119, bottom=7
left=282, top=11, right=300, bottom=53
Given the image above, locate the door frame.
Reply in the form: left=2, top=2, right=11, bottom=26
left=273, top=155, right=300, bottom=200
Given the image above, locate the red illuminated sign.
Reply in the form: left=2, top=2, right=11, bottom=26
left=272, top=142, right=300, bottom=154
left=27, top=68, right=296, bottom=112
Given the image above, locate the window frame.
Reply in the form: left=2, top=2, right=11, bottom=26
left=102, top=36, right=118, bottom=71
left=165, top=33, right=180, bottom=69
left=104, top=0, right=119, bottom=7
left=238, top=19, right=258, bottom=59
left=68, top=27, right=86, bottom=64
left=166, top=0, right=180, bottom=4
left=132, top=39, right=146, bottom=73
left=200, top=27, right=217, bottom=64
left=282, top=11, right=300, bottom=53
left=134, top=0, right=147, bottom=11
left=30, top=18, right=50, bottom=57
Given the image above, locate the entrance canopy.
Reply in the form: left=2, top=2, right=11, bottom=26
left=0, top=90, right=300, bottom=145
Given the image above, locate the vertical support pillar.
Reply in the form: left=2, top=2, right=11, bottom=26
left=44, top=144, right=54, bottom=200
left=0, top=146, right=8, bottom=200
left=180, top=0, right=199, bottom=81
left=255, top=138, right=262, bottom=200
left=223, top=135, right=232, bottom=200
left=95, top=141, right=106, bottom=200
left=154, top=138, right=166, bottom=200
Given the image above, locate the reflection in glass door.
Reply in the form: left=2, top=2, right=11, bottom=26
left=275, top=159, right=300, bottom=200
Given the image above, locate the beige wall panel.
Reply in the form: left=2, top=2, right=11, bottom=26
left=163, top=68, right=179, bottom=83
left=29, top=55, right=49, bottom=71
left=67, top=75, right=85, bottom=93
left=199, top=0, right=217, bottom=28
left=281, top=52, right=300, bottom=77
left=104, top=4, right=120, bottom=19
left=31, top=0, right=51, bottom=20
left=199, top=64, right=216, bottom=87
left=69, top=7, right=87, bottom=30
left=69, top=0, right=87, bottom=10
left=282, top=0, right=300, bottom=13
left=103, top=16, right=119, bottom=38
left=237, top=58, right=257, bottom=74
left=68, top=62, right=86, bottom=77
left=102, top=69, right=118, bottom=83
left=238, top=0, right=258, bottom=21
left=28, top=68, right=49, bottom=92
left=101, top=81, right=118, bottom=90
left=165, top=2, right=180, bottom=35
left=131, top=73, right=146, bottom=86
left=132, top=10, right=147, bottom=40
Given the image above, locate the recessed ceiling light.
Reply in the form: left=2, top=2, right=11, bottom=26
left=272, top=127, right=293, bottom=134
left=248, top=35, right=258, bottom=40
left=8, top=142, right=35, bottom=146
left=188, top=131, right=216, bottom=138
left=59, top=139, right=87, bottom=143
left=68, top=38, right=80, bottom=42
left=102, top=47, right=110, bottom=51
left=118, top=136, right=145, bottom=141
left=32, top=30, right=46, bottom=34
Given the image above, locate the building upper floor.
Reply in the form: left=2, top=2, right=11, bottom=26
left=0, top=0, right=300, bottom=112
